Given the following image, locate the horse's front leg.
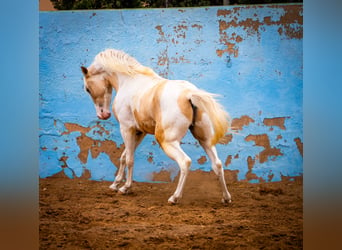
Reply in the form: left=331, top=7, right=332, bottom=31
left=109, top=149, right=126, bottom=191
left=117, top=129, right=145, bottom=194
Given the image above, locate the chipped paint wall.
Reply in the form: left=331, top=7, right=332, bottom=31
left=40, top=4, right=302, bottom=183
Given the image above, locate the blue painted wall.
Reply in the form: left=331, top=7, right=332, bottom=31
left=39, top=4, right=303, bottom=183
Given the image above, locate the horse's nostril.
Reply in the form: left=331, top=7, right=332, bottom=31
left=101, top=108, right=103, bottom=113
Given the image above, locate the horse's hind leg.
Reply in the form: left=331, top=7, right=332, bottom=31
left=200, top=141, right=231, bottom=203
left=160, top=140, right=192, bottom=204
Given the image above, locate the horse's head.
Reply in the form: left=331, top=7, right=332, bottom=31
left=81, top=65, right=112, bottom=120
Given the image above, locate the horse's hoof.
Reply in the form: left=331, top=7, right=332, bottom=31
left=221, top=198, right=232, bottom=204
left=168, top=200, right=177, bottom=205
left=109, top=184, right=118, bottom=191
left=118, top=187, right=129, bottom=195
left=168, top=196, right=178, bottom=205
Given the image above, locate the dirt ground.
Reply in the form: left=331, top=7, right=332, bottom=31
left=39, top=171, right=302, bottom=249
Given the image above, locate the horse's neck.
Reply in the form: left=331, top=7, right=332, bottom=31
left=115, top=73, right=163, bottom=94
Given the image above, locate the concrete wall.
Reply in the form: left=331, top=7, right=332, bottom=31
left=39, top=4, right=303, bottom=183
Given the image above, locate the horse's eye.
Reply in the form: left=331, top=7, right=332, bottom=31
left=86, top=87, right=90, bottom=94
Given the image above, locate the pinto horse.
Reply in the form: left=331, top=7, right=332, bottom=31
left=81, top=49, right=231, bottom=204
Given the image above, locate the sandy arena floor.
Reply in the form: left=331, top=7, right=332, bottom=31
left=40, top=171, right=302, bottom=249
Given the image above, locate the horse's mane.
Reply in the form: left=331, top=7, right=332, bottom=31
left=93, top=49, right=158, bottom=77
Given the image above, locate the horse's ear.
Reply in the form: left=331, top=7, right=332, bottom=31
left=81, top=66, right=88, bottom=76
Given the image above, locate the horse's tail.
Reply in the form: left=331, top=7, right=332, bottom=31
left=189, top=90, right=231, bottom=145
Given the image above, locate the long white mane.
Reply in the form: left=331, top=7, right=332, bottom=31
left=93, top=49, right=158, bottom=77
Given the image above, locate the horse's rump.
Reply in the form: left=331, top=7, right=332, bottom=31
left=189, top=90, right=230, bottom=145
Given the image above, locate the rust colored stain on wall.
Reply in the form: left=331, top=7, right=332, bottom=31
left=274, top=5, right=303, bottom=39
left=263, top=117, right=288, bottom=130
left=197, top=156, right=207, bottom=165
left=245, top=134, right=283, bottom=163
left=155, top=25, right=167, bottom=43
left=246, top=156, right=264, bottom=182
left=157, top=48, right=169, bottom=66
left=294, top=137, right=303, bottom=157
left=247, top=155, right=255, bottom=169
left=217, top=5, right=302, bottom=38
left=217, top=20, right=243, bottom=57
left=224, top=155, right=232, bottom=167
left=231, top=115, right=255, bottom=131
left=268, top=173, right=275, bottom=182
left=64, top=123, right=124, bottom=167
left=62, top=122, right=91, bottom=135
left=191, top=24, right=203, bottom=30
left=59, top=155, right=69, bottom=168
left=147, top=153, right=154, bottom=163
left=216, top=5, right=302, bottom=57
left=173, top=23, right=188, bottom=39
left=170, top=55, right=190, bottom=64
left=63, top=122, right=110, bottom=137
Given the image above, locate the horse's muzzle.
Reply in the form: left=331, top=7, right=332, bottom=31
left=97, top=112, right=111, bottom=120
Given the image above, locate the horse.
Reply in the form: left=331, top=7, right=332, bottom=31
left=81, top=49, right=232, bottom=204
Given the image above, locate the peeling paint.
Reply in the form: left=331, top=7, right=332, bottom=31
left=61, top=122, right=125, bottom=168
left=59, top=155, right=69, bottom=168
left=294, top=137, right=303, bottom=157
left=173, top=23, right=188, bottom=39
left=245, top=134, right=283, bottom=163
left=217, top=20, right=242, bottom=57
left=155, top=25, right=167, bottom=43
left=245, top=155, right=264, bottom=182
left=276, top=135, right=283, bottom=140
left=224, top=155, right=232, bottom=167
left=147, top=152, right=154, bottom=163
left=197, top=156, right=207, bottom=165
left=77, top=133, right=124, bottom=167
left=231, top=115, right=255, bottom=131
left=170, top=55, right=190, bottom=64
left=157, top=47, right=169, bottom=66
left=217, top=5, right=302, bottom=40
left=191, top=24, right=203, bottom=30
left=263, top=117, right=288, bottom=130
left=216, top=5, right=302, bottom=58
left=273, top=5, right=303, bottom=39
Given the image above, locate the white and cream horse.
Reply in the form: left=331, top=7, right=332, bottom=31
left=81, top=49, right=231, bottom=204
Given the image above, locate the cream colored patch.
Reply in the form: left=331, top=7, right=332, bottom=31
left=133, top=81, right=167, bottom=138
